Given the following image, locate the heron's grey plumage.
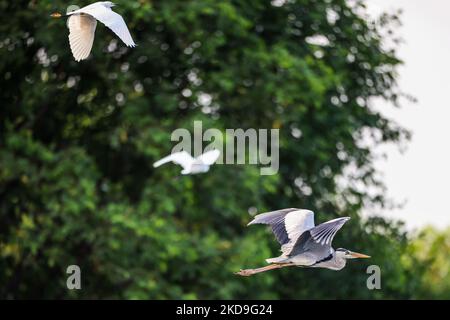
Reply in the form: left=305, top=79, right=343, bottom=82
left=236, top=209, right=370, bottom=276
left=248, top=208, right=299, bottom=245
left=309, top=217, right=350, bottom=245
left=246, top=209, right=355, bottom=269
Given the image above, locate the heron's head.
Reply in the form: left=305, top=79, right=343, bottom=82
left=336, top=248, right=370, bottom=260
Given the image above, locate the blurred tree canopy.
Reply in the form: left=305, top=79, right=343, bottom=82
left=0, top=0, right=443, bottom=299
left=406, top=227, right=450, bottom=299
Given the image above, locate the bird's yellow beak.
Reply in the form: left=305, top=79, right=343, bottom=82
left=350, top=251, right=370, bottom=259
left=50, top=12, right=63, bottom=18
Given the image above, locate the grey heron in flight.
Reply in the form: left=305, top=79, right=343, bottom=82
left=153, top=149, right=220, bottom=175
left=236, top=208, right=370, bottom=276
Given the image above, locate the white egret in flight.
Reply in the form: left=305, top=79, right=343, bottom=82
left=153, top=149, right=221, bottom=175
left=51, top=2, right=136, bottom=61
left=236, top=208, right=370, bottom=276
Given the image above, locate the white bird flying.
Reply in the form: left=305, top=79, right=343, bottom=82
left=236, top=208, right=370, bottom=276
left=153, top=149, right=221, bottom=175
left=51, top=2, right=136, bottom=61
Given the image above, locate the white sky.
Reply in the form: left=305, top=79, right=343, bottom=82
left=365, top=0, right=450, bottom=230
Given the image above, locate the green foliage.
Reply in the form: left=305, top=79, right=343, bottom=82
left=406, top=227, right=450, bottom=299
left=0, top=0, right=437, bottom=299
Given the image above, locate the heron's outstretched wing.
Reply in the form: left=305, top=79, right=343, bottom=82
left=196, top=149, right=220, bottom=165
left=72, top=4, right=136, bottom=47
left=68, top=14, right=97, bottom=61
left=248, top=208, right=315, bottom=245
left=286, top=217, right=350, bottom=256
left=309, top=217, right=350, bottom=246
left=153, top=151, right=195, bottom=170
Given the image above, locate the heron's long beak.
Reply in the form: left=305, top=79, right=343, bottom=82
left=50, top=12, right=63, bottom=18
left=350, top=251, right=370, bottom=259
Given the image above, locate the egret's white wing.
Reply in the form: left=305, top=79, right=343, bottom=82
left=248, top=208, right=315, bottom=246
left=74, top=4, right=136, bottom=47
left=153, top=151, right=195, bottom=170
left=196, top=149, right=220, bottom=166
left=68, top=14, right=97, bottom=62
left=309, top=217, right=350, bottom=246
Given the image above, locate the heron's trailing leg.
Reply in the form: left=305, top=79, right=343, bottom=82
left=235, top=263, right=295, bottom=276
